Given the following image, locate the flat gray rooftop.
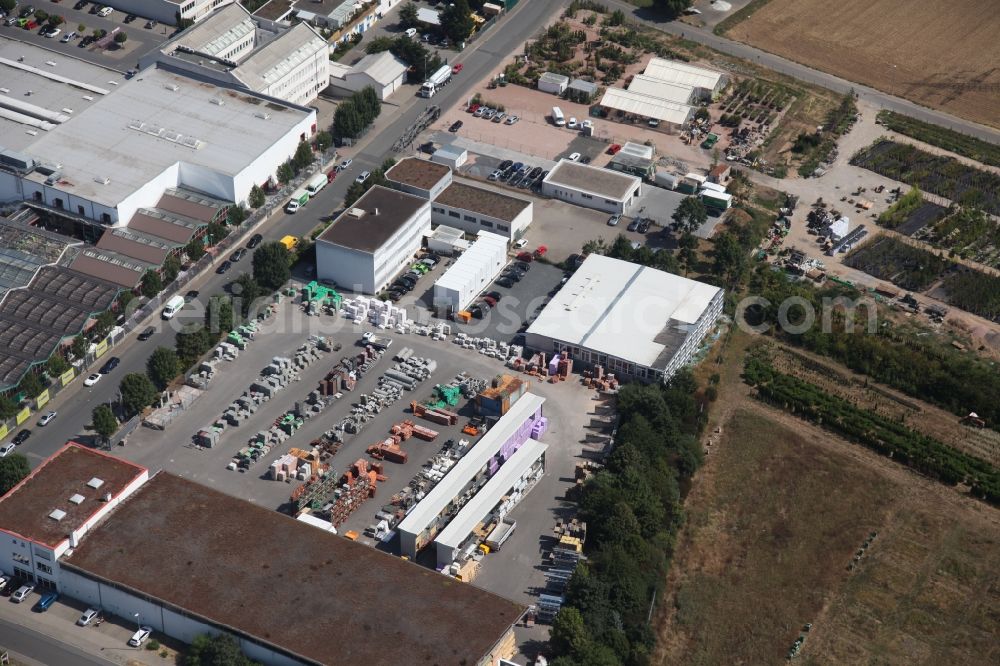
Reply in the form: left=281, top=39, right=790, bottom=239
left=0, top=36, right=121, bottom=151
left=544, top=159, right=641, bottom=201
left=318, top=186, right=427, bottom=254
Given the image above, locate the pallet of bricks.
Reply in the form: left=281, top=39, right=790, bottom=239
left=328, top=459, right=381, bottom=528
left=581, top=364, right=619, bottom=392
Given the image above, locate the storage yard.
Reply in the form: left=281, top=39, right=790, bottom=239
left=723, top=0, right=1000, bottom=129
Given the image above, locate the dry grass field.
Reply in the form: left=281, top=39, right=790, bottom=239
left=656, top=407, right=1000, bottom=665
left=724, top=0, right=1000, bottom=129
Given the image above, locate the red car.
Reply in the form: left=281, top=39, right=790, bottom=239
left=326, top=170, right=337, bottom=182
left=452, top=63, right=464, bottom=75
left=608, top=143, right=622, bottom=155
left=467, top=103, right=480, bottom=113
left=516, top=251, right=534, bottom=262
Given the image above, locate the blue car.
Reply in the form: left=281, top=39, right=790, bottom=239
left=36, top=592, right=58, bottom=612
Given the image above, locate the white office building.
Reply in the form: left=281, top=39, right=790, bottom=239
left=525, top=254, right=723, bottom=381
left=433, top=231, right=508, bottom=313
left=144, top=5, right=330, bottom=106
left=397, top=393, right=547, bottom=559
left=541, top=159, right=642, bottom=215
left=315, top=186, right=431, bottom=294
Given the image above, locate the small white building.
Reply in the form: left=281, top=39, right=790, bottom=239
left=431, top=182, right=532, bottom=240
left=426, top=224, right=470, bottom=256
left=525, top=254, right=723, bottom=382
left=433, top=231, right=508, bottom=313
left=315, top=186, right=431, bottom=294
left=538, top=72, right=570, bottom=95
left=541, top=159, right=642, bottom=214
left=328, top=51, right=408, bottom=100
left=430, top=146, right=469, bottom=170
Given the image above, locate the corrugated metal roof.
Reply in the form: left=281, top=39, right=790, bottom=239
left=599, top=87, right=693, bottom=125
left=348, top=51, right=408, bottom=87
left=642, top=57, right=724, bottom=91
left=627, top=73, right=694, bottom=104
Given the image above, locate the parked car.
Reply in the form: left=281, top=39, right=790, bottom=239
left=99, top=357, right=120, bottom=374
left=515, top=261, right=531, bottom=272
left=466, top=103, right=480, bottom=114
left=60, top=31, right=76, bottom=42
left=337, top=158, right=353, bottom=171
left=511, top=162, right=524, bottom=172
left=44, top=28, right=61, bottom=38
left=448, top=120, right=463, bottom=132
left=567, top=117, right=578, bottom=129
left=230, top=248, right=246, bottom=262
left=216, top=260, right=232, bottom=274
left=580, top=156, right=592, bottom=164
left=128, top=626, right=152, bottom=647
left=608, top=143, right=622, bottom=155
left=486, top=291, right=502, bottom=302
left=627, top=218, right=640, bottom=232
left=184, top=289, right=199, bottom=302
left=36, top=592, right=58, bottom=612
left=11, top=584, right=33, bottom=603
left=38, top=411, right=57, bottom=426
left=498, top=159, right=513, bottom=170
left=492, top=111, right=506, bottom=123
left=568, top=152, right=581, bottom=162
left=482, top=109, right=496, bottom=120
left=0, top=575, right=10, bottom=593
left=452, top=63, right=463, bottom=74
left=473, top=106, right=487, bottom=118
left=74, top=0, right=88, bottom=9
left=495, top=277, right=514, bottom=289
left=608, top=214, right=621, bottom=226
left=0, top=443, right=15, bottom=458
left=505, top=115, right=519, bottom=125
left=83, top=373, right=101, bottom=387
left=419, top=141, right=436, bottom=154
left=355, top=170, right=370, bottom=184
left=12, top=430, right=31, bottom=445
left=637, top=219, right=651, bottom=234
left=138, top=326, right=155, bottom=341
left=97, top=6, right=112, bottom=16
left=246, top=233, right=263, bottom=249
left=124, top=13, right=136, bottom=23
left=514, top=238, right=528, bottom=249
left=487, top=170, right=502, bottom=181
left=145, top=19, right=156, bottom=28
left=78, top=608, right=101, bottom=626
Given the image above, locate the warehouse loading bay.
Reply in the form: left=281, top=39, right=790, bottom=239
left=119, top=297, right=601, bottom=649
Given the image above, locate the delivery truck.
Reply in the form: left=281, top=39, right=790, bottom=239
left=485, top=518, right=516, bottom=551
left=419, top=65, right=453, bottom=98
left=285, top=188, right=309, bottom=213
left=305, top=173, right=328, bottom=196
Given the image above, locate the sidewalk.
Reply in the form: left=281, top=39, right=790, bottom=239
left=0, top=595, right=162, bottom=666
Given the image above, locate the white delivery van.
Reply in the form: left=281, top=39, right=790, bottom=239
left=161, top=294, right=185, bottom=319
left=551, top=106, right=565, bottom=127
left=305, top=173, right=328, bottom=196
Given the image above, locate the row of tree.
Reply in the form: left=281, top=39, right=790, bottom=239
left=365, top=34, right=444, bottom=82
left=332, top=86, right=382, bottom=141
left=549, top=374, right=706, bottom=665
left=744, top=355, right=1000, bottom=504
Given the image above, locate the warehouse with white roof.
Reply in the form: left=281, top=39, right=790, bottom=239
left=397, top=392, right=547, bottom=559
left=525, top=254, right=723, bottom=381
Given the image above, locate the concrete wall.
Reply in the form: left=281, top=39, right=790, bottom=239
left=58, top=568, right=303, bottom=666
left=540, top=180, right=640, bottom=215
left=372, top=203, right=431, bottom=291
left=316, top=242, right=374, bottom=293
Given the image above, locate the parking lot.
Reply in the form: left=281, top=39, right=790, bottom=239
left=0, top=0, right=171, bottom=68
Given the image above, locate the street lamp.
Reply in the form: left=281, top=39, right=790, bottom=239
left=133, top=612, right=140, bottom=631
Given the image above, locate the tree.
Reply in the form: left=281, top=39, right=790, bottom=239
left=33, top=9, right=48, bottom=21
left=672, top=196, right=708, bottom=234
left=146, top=346, right=181, bottom=391
left=94, top=29, right=106, bottom=39
left=248, top=184, right=265, bottom=209
left=92, top=404, right=118, bottom=441
left=185, top=633, right=258, bottom=666
left=186, top=238, right=206, bottom=261
left=440, top=0, right=474, bottom=44
left=293, top=140, right=314, bottom=170
left=140, top=269, right=163, bottom=298
left=205, top=222, right=229, bottom=245
left=398, top=2, right=419, bottom=29
left=93, top=309, right=116, bottom=339
left=71, top=334, right=88, bottom=360
left=314, top=130, right=332, bottom=152
left=46, top=354, right=69, bottom=377
left=0, top=0, right=17, bottom=14
left=47, top=14, right=64, bottom=27
left=0, top=395, right=18, bottom=420
left=175, top=326, right=213, bottom=366
left=119, top=373, right=158, bottom=417
left=232, top=274, right=266, bottom=317
left=227, top=204, right=248, bottom=226
left=276, top=160, right=294, bottom=184
left=712, top=230, right=746, bottom=284
left=205, top=296, right=235, bottom=337
left=550, top=607, right=591, bottom=658
left=365, top=36, right=395, bottom=54
left=162, top=255, right=181, bottom=284
left=252, top=242, right=291, bottom=290
left=17, top=372, right=43, bottom=399
left=114, top=31, right=127, bottom=45
left=678, top=232, right=697, bottom=275
left=652, top=0, right=693, bottom=18
left=694, top=106, right=711, bottom=123
left=78, top=23, right=86, bottom=33
left=0, top=454, right=30, bottom=496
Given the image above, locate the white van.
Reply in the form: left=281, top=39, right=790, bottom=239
left=551, top=106, right=565, bottom=127
left=161, top=294, right=185, bottom=320
left=405, top=28, right=417, bottom=39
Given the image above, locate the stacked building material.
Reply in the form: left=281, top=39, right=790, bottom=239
left=475, top=375, right=528, bottom=416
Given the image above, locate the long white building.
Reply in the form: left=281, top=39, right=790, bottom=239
left=525, top=254, right=723, bottom=382
left=433, top=231, right=509, bottom=313
left=398, top=392, right=547, bottom=559
left=541, top=160, right=642, bottom=215
left=315, top=186, right=431, bottom=294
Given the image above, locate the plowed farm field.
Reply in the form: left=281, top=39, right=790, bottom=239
left=724, top=0, right=1000, bottom=128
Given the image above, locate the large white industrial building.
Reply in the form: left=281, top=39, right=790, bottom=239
left=0, top=444, right=525, bottom=666
left=433, top=231, right=509, bottom=313
left=0, top=39, right=316, bottom=227
left=398, top=392, right=547, bottom=559
left=541, top=159, right=642, bottom=214
left=525, top=255, right=723, bottom=382
left=315, top=186, right=431, bottom=294
left=142, top=4, right=330, bottom=107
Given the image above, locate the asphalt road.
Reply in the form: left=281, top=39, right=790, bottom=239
left=0, top=616, right=113, bottom=666
left=11, top=0, right=566, bottom=467
left=604, top=0, right=1000, bottom=144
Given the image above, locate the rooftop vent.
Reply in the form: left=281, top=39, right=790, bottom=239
left=82, top=95, right=94, bottom=101
left=68, top=494, right=85, bottom=505
left=87, top=477, right=105, bottom=490
left=0, top=88, right=9, bottom=93
left=254, top=112, right=270, bottom=120
left=49, top=509, right=67, bottom=521
left=347, top=207, right=366, bottom=218
left=210, top=97, right=224, bottom=106
left=45, top=60, right=57, bottom=67
left=165, top=83, right=179, bottom=92
left=93, top=176, right=110, bottom=185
